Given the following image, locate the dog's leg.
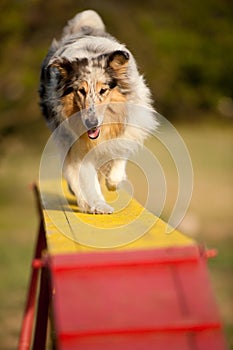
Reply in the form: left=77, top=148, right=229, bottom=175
left=79, top=162, right=114, bottom=214
left=106, top=159, right=127, bottom=191
left=64, top=160, right=114, bottom=214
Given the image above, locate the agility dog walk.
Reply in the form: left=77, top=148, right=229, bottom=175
left=18, top=10, right=227, bottom=350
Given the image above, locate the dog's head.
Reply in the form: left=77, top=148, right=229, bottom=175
left=49, top=50, right=130, bottom=140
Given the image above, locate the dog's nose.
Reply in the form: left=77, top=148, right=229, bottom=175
left=85, top=118, right=99, bottom=130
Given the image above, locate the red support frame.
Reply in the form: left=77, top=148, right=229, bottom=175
left=18, top=185, right=50, bottom=350
left=18, top=219, right=48, bottom=350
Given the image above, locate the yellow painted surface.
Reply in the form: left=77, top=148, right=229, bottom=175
left=39, top=179, right=194, bottom=254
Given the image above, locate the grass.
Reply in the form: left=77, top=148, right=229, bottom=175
left=0, top=119, right=232, bottom=349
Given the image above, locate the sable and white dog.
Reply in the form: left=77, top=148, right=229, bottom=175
left=40, top=10, right=157, bottom=214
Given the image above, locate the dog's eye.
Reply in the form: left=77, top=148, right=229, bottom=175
left=62, top=86, right=73, bottom=97
left=78, top=88, right=86, bottom=97
left=109, top=80, right=117, bottom=89
left=99, top=88, right=108, bottom=95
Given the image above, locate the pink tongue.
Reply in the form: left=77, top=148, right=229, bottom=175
left=87, top=127, right=100, bottom=139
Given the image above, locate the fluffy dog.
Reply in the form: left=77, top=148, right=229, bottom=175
left=39, top=10, right=157, bottom=214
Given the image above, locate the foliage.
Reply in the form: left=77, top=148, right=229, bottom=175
left=0, top=0, right=232, bottom=133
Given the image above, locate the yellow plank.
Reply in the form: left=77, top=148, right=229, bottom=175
left=39, top=179, right=194, bottom=254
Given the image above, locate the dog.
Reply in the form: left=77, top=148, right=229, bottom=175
left=39, top=10, right=157, bottom=214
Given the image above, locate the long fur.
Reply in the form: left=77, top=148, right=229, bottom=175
left=40, top=10, right=158, bottom=214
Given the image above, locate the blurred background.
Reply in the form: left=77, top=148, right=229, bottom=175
left=0, top=0, right=232, bottom=349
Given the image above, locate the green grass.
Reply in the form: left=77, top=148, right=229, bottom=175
left=0, top=120, right=232, bottom=349
left=0, top=144, right=40, bottom=349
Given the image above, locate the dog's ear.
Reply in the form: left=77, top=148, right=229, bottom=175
left=108, top=50, right=129, bottom=72
left=48, top=57, right=73, bottom=78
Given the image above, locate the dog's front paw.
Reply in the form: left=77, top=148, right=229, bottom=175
left=89, top=200, right=114, bottom=214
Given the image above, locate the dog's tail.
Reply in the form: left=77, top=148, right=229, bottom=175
left=62, top=10, right=105, bottom=38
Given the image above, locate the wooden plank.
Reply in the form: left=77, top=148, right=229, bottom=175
left=39, top=179, right=194, bottom=254
left=35, top=181, right=226, bottom=349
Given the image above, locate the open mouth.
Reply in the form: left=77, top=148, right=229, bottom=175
left=87, top=127, right=100, bottom=140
